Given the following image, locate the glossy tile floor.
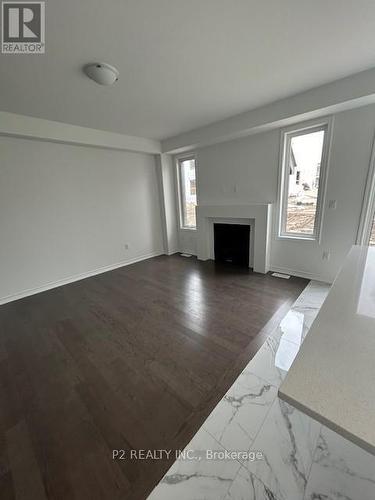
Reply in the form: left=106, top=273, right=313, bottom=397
left=148, top=281, right=375, bottom=500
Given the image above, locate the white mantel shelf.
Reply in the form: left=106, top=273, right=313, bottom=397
left=196, top=204, right=272, bottom=274
left=279, top=245, right=375, bottom=456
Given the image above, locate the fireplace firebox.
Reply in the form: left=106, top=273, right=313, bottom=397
left=214, top=223, right=250, bottom=267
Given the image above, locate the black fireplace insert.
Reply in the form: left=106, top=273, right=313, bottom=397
left=214, top=223, right=250, bottom=267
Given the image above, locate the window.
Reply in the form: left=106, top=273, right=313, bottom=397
left=358, top=138, right=375, bottom=247
left=370, top=214, right=375, bottom=246
left=177, top=155, right=197, bottom=229
left=278, top=122, right=331, bottom=240
left=296, top=171, right=300, bottom=185
left=358, top=203, right=375, bottom=247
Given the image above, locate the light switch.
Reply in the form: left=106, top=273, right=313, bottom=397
left=328, top=200, right=337, bottom=209
left=322, top=251, right=330, bottom=261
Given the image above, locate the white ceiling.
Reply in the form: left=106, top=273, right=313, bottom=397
left=1, top=0, right=375, bottom=140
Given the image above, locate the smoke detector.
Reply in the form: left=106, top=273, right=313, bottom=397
left=84, top=63, right=119, bottom=86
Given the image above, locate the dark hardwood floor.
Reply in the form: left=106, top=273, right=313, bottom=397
left=0, top=255, right=307, bottom=499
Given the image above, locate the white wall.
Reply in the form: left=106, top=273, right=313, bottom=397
left=189, top=104, right=375, bottom=282
left=0, top=136, right=164, bottom=303
left=178, top=228, right=198, bottom=256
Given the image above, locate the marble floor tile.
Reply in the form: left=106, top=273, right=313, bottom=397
left=293, top=280, right=330, bottom=310
left=271, top=309, right=305, bottom=346
left=245, top=334, right=299, bottom=388
left=304, top=426, right=375, bottom=500
left=272, top=281, right=330, bottom=345
left=246, top=398, right=321, bottom=500
left=292, top=304, right=321, bottom=331
left=245, top=281, right=331, bottom=390
left=224, top=466, right=281, bottom=500
left=203, top=372, right=278, bottom=454
left=147, top=427, right=241, bottom=500
left=293, top=283, right=330, bottom=334
left=298, top=309, right=318, bottom=342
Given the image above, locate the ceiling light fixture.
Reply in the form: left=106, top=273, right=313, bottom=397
left=84, top=63, right=119, bottom=86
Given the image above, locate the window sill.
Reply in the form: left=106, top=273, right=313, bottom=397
left=277, top=233, right=317, bottom=242
left=180, top=226, right=197, bottom=231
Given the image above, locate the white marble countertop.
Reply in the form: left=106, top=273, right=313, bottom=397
left=279, top=245, right=375, bottom=455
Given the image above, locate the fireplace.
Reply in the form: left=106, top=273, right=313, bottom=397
left=214, top=223, right=250, bottom=267
left=196, top=204, right=272, bottom=273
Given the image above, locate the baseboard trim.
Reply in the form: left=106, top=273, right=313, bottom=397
left=0, top=251, right=164, bottom=306
left=270, top=265, right=331, bottom=283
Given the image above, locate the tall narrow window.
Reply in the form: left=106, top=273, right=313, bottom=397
left=370, top=216, right=375, bottom=246
left=177, top=156, right=197, bottom=229
left=278, top=123, right=331, bottom=240
left=357, top=141, right=375, bottom=247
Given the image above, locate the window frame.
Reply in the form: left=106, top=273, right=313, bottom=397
left=277, top=118, right=333, bottom=242
left=176, top=153, right=197, bottom=230
left=357, top=134, right=375, bottom=245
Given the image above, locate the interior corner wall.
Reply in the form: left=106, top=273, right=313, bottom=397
left=193, top=104, right=375, bottom=282
left=0, top=136, right=164, bottom=303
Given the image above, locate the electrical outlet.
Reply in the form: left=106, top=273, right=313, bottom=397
left=124, top=244, right=129, bottom=250
left=322, top=251, right=330, bottom=261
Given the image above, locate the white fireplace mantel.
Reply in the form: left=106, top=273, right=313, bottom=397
left=196, top=204, right=272, bottom=274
